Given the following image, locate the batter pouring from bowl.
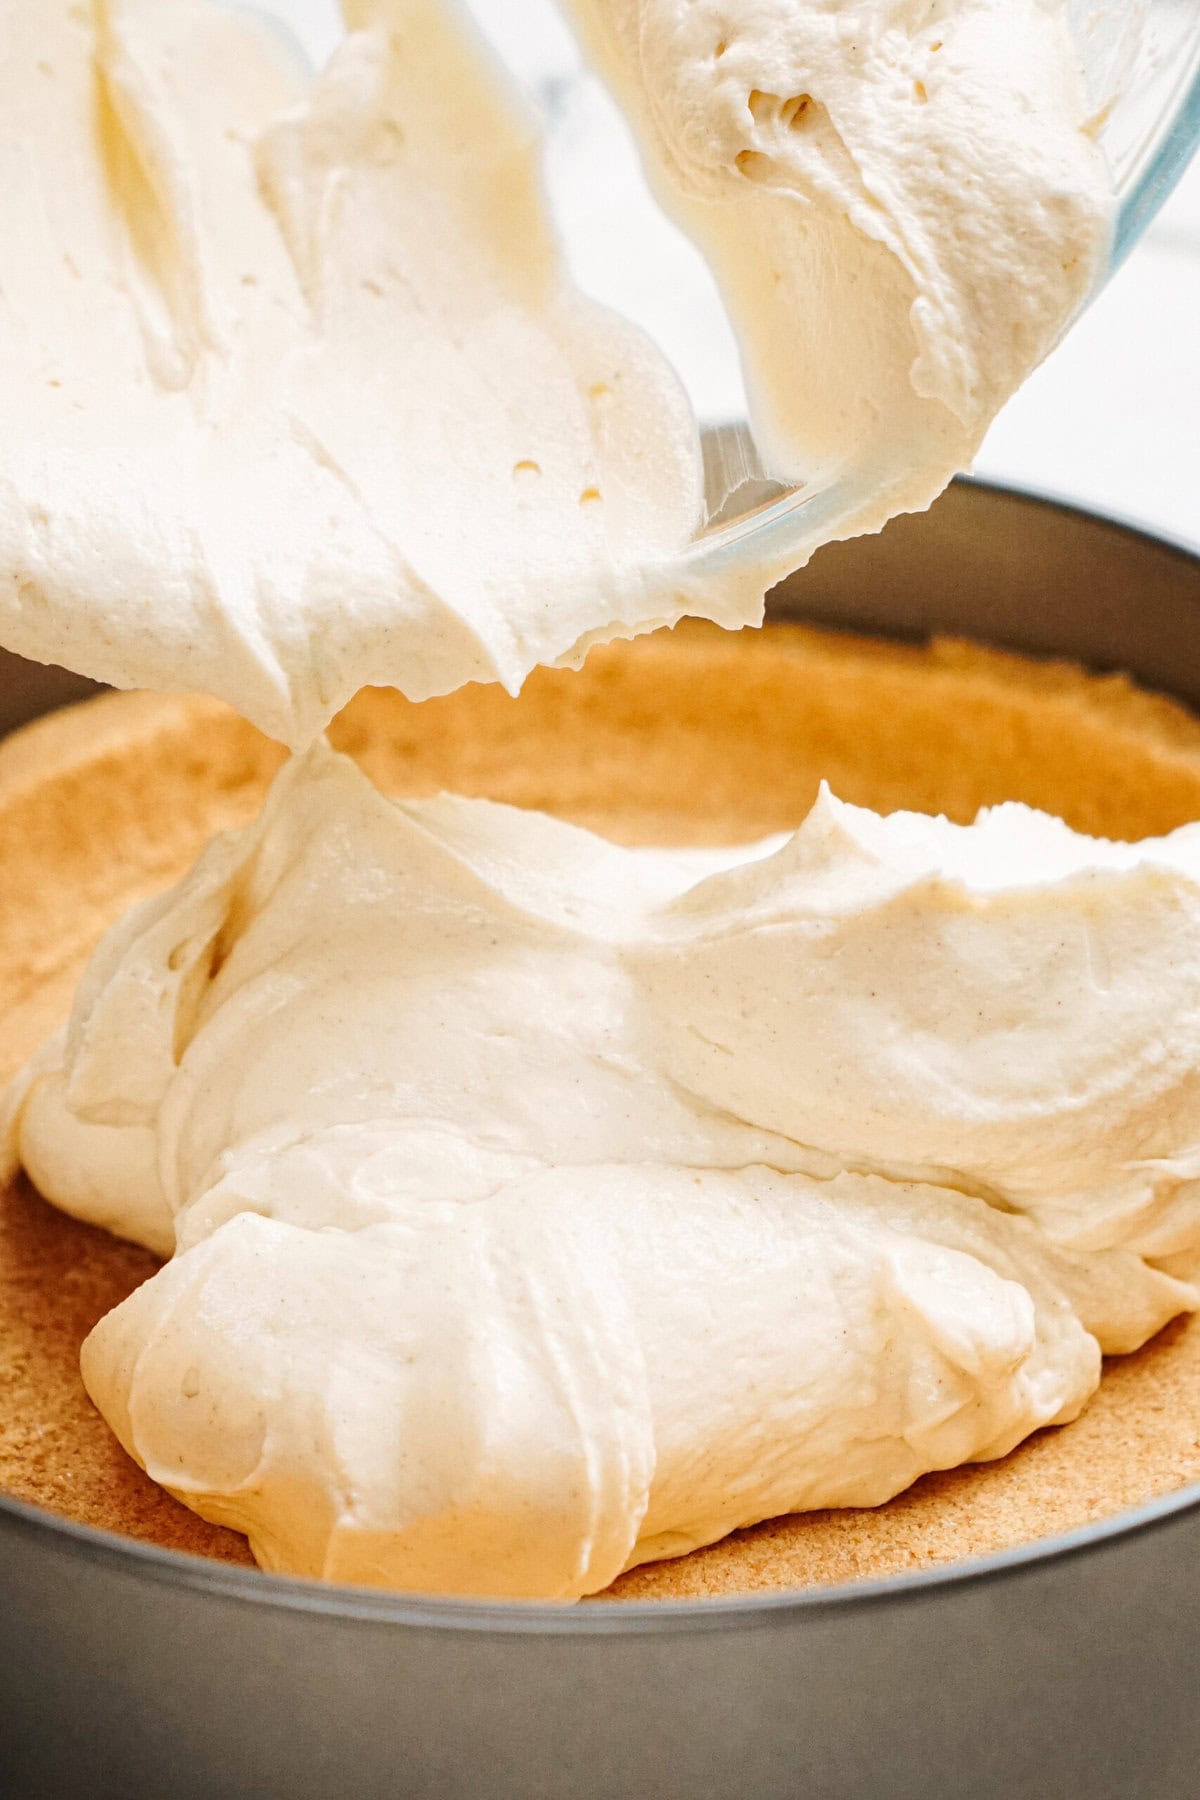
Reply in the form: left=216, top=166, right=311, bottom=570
left=5, top=0, right=1192, bottom=1601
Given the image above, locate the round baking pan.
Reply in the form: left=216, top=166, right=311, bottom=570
left=2, top=480, right=1199, bottom=1800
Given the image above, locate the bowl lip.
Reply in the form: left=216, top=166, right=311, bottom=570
left=4, top=476, right=1200, bottom=1639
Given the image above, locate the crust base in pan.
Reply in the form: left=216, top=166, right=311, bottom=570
left=2, top=621, right=1199, bottom=1600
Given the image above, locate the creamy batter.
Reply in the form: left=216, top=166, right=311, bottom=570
left=0, top=0, right=1108, bottom=744
left=5, top=746, right=1197, bottom=1597
left=0, top=0, right=724, bottom=746
left=0, top=0, right=1148, bottom=1600
left=566, top=0, right=1112, bottom=540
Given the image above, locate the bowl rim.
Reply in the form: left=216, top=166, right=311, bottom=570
left=4, top=476, right=1200, bottom=1638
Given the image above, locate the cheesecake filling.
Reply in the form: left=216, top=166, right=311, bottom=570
left=0, top=0, right=1153, bottom=1599
left=5, top=746, right=1197, bottom=1598
left=564, top=0, right=1113, bottom=542
left=0, top=0, right=1109, bottom=746
left=0, top=0, right=721, bottom=748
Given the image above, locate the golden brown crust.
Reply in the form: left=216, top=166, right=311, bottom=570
left=3, top=621, right=1200, bottom=1597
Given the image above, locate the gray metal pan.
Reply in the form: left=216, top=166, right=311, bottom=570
left=2, top=479, right=1199, bottom=1800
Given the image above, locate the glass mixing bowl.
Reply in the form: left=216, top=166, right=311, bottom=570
left=268, top=0, right=1200, bottom=558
